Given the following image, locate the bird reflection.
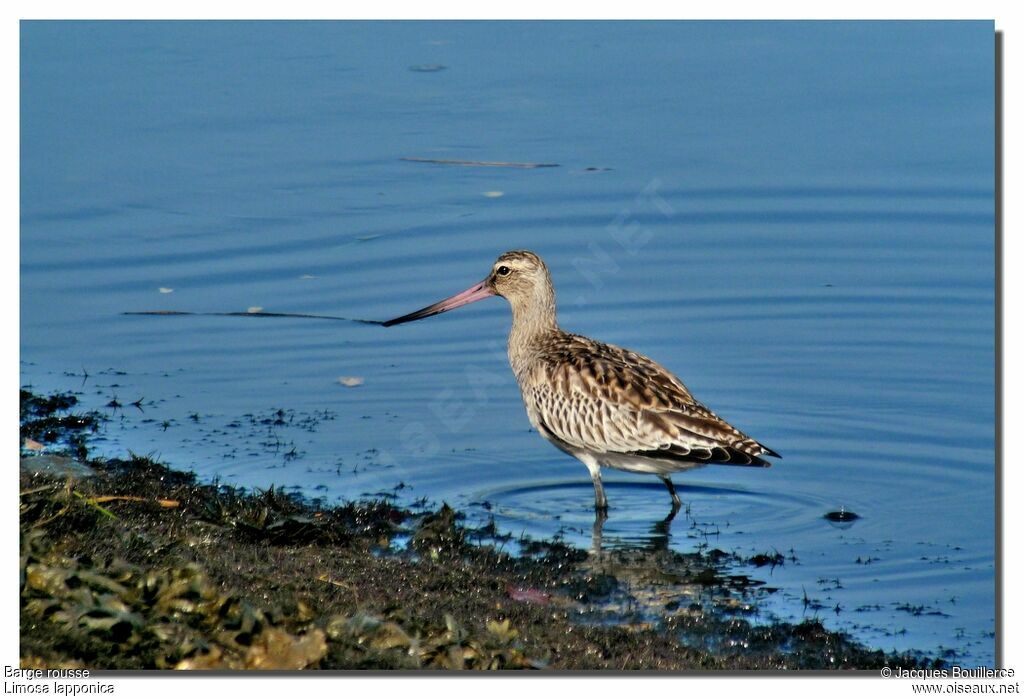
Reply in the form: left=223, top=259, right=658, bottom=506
left=589, top=498, right=694, bottom=554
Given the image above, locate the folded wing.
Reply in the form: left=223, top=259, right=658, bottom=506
left=522, top=334, right=779, bottom=467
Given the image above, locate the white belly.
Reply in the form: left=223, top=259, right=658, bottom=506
left=593, top=450, right=709, bottom=476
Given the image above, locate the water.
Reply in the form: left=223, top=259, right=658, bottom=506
left=21, top=20, right=996, bottom=665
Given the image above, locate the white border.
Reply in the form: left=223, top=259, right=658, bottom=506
left=7, top=4, right=1017, bottom=698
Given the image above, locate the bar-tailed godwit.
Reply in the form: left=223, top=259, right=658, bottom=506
left=384, top=250, right=779, bottom=514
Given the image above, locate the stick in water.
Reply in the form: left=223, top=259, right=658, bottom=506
left=122, top=311, right=385, bottom=325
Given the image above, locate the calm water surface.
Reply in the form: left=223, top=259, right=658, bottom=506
left=21, top=21, right=996, bottom=664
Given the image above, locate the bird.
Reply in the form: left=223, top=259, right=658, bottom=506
left=383, top=250, right=779, bottom=515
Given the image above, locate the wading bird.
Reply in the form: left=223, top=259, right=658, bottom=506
left=383, top=250, right=778, bottom=515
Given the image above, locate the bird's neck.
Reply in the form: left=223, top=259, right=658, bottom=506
left=507, top=288, right=558, bottom=379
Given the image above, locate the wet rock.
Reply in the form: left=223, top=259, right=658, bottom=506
left=21, top=455, right=97, bottom=480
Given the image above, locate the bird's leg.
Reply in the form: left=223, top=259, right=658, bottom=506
left=660, top=475, right=682, bottom=513
left=581, top=456, right=608, bottom=512
left=592, top=473, right=608, bottom=512
left=591, top=507, right=607, bottom=554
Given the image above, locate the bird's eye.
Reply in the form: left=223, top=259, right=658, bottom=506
left=497, top=265, right=511, bottom=276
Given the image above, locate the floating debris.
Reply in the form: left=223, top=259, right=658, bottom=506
left=408, top=64, right=447, bottom=72
left=338, top=376, right=364, bottom=388
left=159, top=287, right=174, bottom=294
left=482, top=191, right=505, bottom=198
left=824, top=509, right=861, bottom=529
left=125, top=310, right=191, bottom=315
left=401, top=157, right=559, bottom=169
left=748, top=551, right=786, bottom=568
left=20, top=390, right=102, bottom=460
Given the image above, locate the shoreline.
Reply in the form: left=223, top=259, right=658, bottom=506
left=20, top=389, right=940, bottom=670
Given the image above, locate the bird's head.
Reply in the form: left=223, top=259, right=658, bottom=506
left=382, top=249, right=554, bottom=327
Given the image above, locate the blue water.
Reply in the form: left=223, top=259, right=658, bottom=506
left=21, top=20, right=996, bottom=665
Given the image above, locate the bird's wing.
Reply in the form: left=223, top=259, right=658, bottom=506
left=523, top=335, right=778, bottom=467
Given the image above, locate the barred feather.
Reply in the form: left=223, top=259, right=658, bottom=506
left=517, top=332, right=777, bottom=472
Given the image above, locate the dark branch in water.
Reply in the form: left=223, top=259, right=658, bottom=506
left=400, top=157, right=559, bottom=169
left=122, top=311, right=385, bottom=325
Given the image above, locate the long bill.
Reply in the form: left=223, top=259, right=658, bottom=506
left=382, top=280, right=495, bottom=327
